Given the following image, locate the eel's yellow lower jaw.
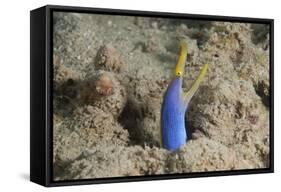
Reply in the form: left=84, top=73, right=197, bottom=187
left=175, top=40, right=188, bottom=77
left=184, top=63, right=208, bottom=102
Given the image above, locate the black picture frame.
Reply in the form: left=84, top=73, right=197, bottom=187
left=30, top=4, right=274, bottom=187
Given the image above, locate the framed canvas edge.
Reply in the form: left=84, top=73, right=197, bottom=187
left=31, top=4, right=274, bottom=187
left=30, top=6, right=48, bottom=186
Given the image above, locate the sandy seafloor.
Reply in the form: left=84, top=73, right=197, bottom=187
left=52, top=12, right=270, bottom=180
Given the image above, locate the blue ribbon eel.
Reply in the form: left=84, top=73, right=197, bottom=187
left=161, top=40, right=208, bottom=151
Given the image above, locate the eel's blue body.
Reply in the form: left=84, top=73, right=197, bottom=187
left=160, top=40, right=208, bottom=151
left=161, top=77, right=187, bottom=151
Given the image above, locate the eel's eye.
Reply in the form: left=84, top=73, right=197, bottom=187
left=176, top=71, right=182, bottom=76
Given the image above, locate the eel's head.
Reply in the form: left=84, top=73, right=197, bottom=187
left=173, top=39, right=208, bottom=106
left=174, top=40, right=188, bottom=78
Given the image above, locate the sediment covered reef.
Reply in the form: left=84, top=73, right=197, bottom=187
left=53, top=12, right=270, bottom=180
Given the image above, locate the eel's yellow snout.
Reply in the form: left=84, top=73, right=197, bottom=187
left=175, top=40, right=188, bottom=77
